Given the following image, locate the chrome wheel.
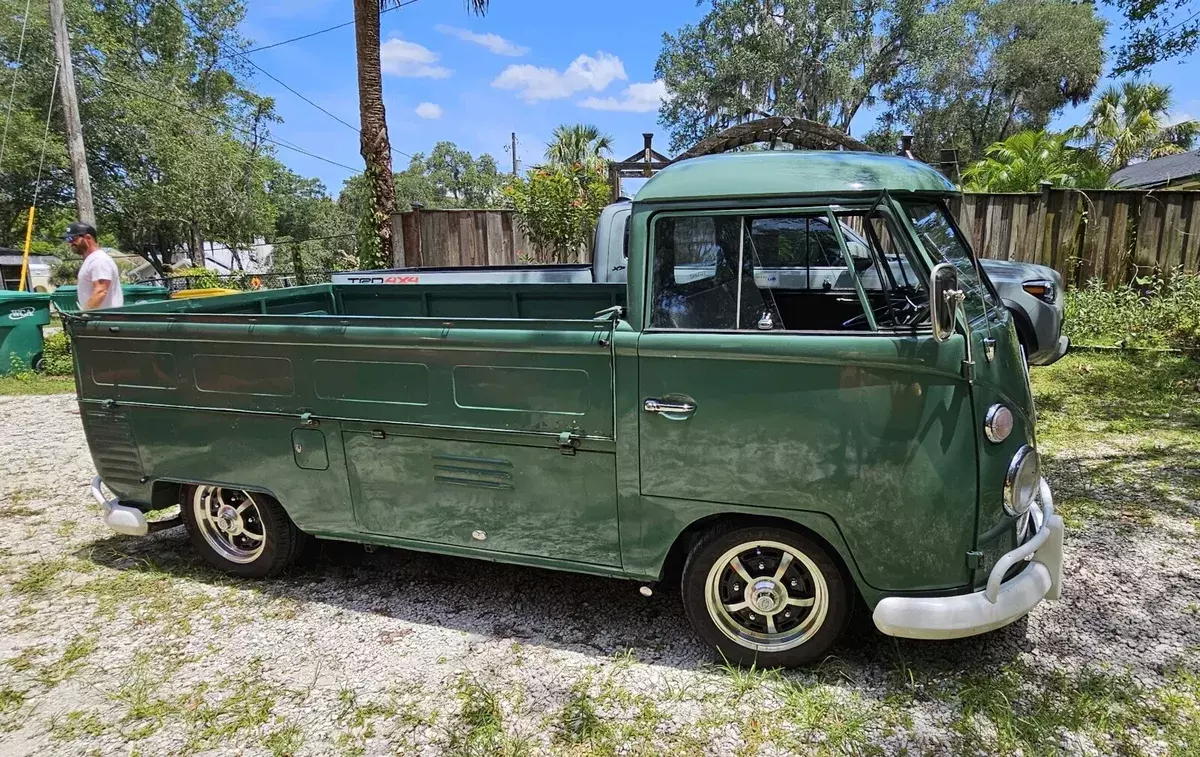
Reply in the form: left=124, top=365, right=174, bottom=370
left=704, top=540, right=829, bottom=652
left=191, top=487, right=267, bottom=564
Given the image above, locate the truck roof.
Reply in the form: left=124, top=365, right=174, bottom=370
left=634, top=151, right=957, bottom=203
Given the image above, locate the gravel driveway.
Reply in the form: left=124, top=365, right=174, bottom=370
left=0, top=354, right=1197, bottom=756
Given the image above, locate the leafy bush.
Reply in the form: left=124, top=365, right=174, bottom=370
left=40, top=331, right=74, bottom=376
left=504, top=167, right=611, bottom=261
left=51, top=258, right=82, bottom=286
left=169, top=266, right=228, bottom=290
left=1066, top=271, right=1200, bottom=349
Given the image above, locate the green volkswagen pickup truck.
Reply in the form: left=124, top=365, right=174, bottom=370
left=67, top=152, right=1063, bottom=667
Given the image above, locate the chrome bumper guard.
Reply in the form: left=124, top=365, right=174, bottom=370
left=872, top=478, right=1063, bottom=640
left=91, top=476, right=149, bottom=537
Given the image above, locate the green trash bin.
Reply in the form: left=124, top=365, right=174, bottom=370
left=0, top=291, right=52, bottom=375
left=122, top=284, right=171, bottom=307
left=51, top=284, right=170, bottom=314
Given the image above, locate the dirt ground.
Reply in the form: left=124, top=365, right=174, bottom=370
left=0, top=352, right=1197, bottom=756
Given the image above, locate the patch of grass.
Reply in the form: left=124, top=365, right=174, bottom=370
left=14, top=557, right=70, bottom=596
left=55, top=520, right=79, bottom=537
left=6, top=644, right=49, bottom=673
left=447, top=674, right=529, bottom=757
left=263, top=722, right=305, bottom=756
left=185, top=658, right=279, bottom=750
left=0, top=504, right=38, bottom=518
left=0, top=686, right=26, bottom=714
left=716, top=657, right=781, bottom=704
left=71, top=562, right=213, bottom=629
left=953, top=662, right=1145, bottom=755
left=1156, top=666, right=1200, bottom=755
left=0, top=373, right=75, bottom=396
left=776, top=679, right=878, bottom=755
left=37, top=633, right=98, bottom=686
left=555, top=677, right=610, bottom=746
left=1031, top=353, right=1200, bottom=447
left=49, top=710, right=107, bottom=741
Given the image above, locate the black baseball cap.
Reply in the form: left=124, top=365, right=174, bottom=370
left=64, top=221, right=97, bottom=242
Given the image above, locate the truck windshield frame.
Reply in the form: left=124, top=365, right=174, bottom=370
left=896, top=198, right=1001, bottom=326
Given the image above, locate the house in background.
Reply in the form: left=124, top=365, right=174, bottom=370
left=125, top=238, right=275, bottom=283
left=0, top=248, right=58, bottom=291
left=1111, top=150, right=1200, bottom=190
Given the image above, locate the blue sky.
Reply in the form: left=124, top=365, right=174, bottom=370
left=239, top=0, right=1200, bottom=197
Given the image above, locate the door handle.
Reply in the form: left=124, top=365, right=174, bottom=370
left=644, top=398, right=697, bottom=419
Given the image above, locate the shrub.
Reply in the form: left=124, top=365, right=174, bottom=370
left=41, top=331, right=74, bottom=376
left=169, top=266, right=228, bottom=290
left=51, top=258, right=82, bottom=286
left=1065, top=271, right=1200, bottom=350
left=504, top=167, right=611, bottom=262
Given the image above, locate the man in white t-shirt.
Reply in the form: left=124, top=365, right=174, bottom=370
left=66, top=221, right=124, bottom=310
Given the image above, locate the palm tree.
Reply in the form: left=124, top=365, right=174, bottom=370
left=962, top=130, right=1110, bottom=192
left=544, top=124, right=614, bottom=174
left=354, top=1, right=489, bottom=267
left=1083, top=81, right=1200, bottom=170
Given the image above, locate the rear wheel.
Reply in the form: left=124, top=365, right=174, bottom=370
left=181, top=486, right=307, bottom=578
left=681, top=526, right=849, bottom=667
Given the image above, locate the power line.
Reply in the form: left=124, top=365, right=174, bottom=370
left=95, top=71, right=361, bottom=172
left=171, top=3, right=414, bottom=161
left=0, top=0, right=35, bottom=173
left=242, top=0, right=423, bottom=55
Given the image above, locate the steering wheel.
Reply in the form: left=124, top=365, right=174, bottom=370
left=841, top=294, right=930, bottom=330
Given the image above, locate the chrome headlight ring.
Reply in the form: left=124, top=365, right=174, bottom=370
left=1003, top=445, right=1040, bottom=517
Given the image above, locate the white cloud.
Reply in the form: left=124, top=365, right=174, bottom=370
left=579, top=80, right=668, bottom=113
left=379, top=37, right=451, bottom=78
left=415, top=102, right=444, bottom=119
left=492, top=52, right=626, bottom=102
left=1164, top=111, right=1197, bottom=127
left=435, top=24, right=528, bottom=57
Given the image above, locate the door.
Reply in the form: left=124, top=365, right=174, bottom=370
left=341, top=322, right=621, bottom=567
left=636, top=207, right=978, bottom=592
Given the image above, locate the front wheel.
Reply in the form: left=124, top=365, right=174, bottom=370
left=181, top=486, right=307, bottom=578
left=681, top=526, right=849, bottom=667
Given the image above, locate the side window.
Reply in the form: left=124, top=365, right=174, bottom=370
left=650, top=215, right=745, bottom=330
left=650, top=210, right=929, bottom=332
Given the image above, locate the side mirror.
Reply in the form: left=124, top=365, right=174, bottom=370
left=930, top=262, right=960, bottom=343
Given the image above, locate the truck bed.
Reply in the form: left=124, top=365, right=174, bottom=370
left=65, top=281, right=626, bottom=528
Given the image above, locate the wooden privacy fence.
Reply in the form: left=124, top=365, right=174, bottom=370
left=393, top=190, right=1200, bottom=289
left=390, top=206, right=586, bottom=268
left=949, top=187, right=1200, bottom=288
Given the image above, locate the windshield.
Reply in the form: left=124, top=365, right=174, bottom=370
left=899, top=200, right=997, bottom=324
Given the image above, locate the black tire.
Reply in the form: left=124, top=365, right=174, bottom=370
left=32, top=353, right=45, bottom=372
left=681, top=525, right=850, bottom=668
left=181, top=485, right=307, bottom=578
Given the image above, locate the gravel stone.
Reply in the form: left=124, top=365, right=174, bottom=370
left=0, top=393, right=1196, bottom=755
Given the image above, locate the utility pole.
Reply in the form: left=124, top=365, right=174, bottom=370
left=48, top=0, right=94, bottom=224
left=511, top=132, right=518, bottom=175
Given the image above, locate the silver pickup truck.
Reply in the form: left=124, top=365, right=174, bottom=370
left=335, top=200, right=1068, bottom=365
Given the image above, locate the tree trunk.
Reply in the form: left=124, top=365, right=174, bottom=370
left=48, top=0, right=95, bottom=224
left=354, top=0, right=398, bottom=268
left=189, top=221, right=204, bottom=267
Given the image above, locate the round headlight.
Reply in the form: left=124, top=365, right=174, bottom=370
left=1004, top=446, right=1040, bottom=516
left=984, top=404, right=1014, bottom=443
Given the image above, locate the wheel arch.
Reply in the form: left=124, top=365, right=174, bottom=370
left=1003, top=300, right=1037, bottom=354
left=654, top=509, right=874, bottom=608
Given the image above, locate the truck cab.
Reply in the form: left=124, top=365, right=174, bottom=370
left=72, top=151, right=1063, bottom=667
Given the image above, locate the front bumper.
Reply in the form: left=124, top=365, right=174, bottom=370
left=91, top=476, right=149, bottom=536
left=1029, top=335, right=1070, bottom=367
left=872, top=479, right=1063, bottom=640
